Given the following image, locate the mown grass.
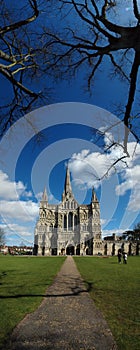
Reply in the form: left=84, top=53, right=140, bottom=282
left=0, top=255, right=65, bottom=348
left=74, top=256, right=140, bottom=350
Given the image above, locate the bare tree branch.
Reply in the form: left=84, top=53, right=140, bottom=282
left=133, top=0, right=140, bottom=23
left=99, top=155, right=129, bottom=181
left=0, top=66, right=38, bottom=96
left=0, top=0, right=49, bottom=136
left=0, top=0, right=39, bottom=35
left=0, top=0, right=140, bottom=173
left=124, top=51, right=140, bottom=152
left=43, top=0, right=140, bottom=154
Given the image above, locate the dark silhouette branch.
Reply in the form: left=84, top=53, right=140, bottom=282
left=124, top=51, right=140, bottom=152
left=0, top=0, right=48, bottom=136
left=133, top=0, right=140, bottom=23
left=88, top=54, right=103, bottom=89
left=0, top=0, right=39, bottom=35
left=0, top=0, right=140, bottom=171
left=43, top=0, right=140, bottom=155
left=99, top=155, right=129, bottom=180
left=0, top=66, right=38, bottom=97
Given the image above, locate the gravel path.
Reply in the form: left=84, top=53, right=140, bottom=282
left=6, top=256, right=117, bottom=350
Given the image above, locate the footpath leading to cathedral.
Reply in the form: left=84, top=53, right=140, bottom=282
left=6, top=256, right=117, bottom=350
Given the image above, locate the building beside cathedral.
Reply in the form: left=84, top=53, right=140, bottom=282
left=34, top=167, right=139, bottom=256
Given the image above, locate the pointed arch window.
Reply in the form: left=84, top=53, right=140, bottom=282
left=68, top=212, right=73, bottom=230
left=74, top=215, right=78, bottom=230
left=64, top=215, right=67, bottom=230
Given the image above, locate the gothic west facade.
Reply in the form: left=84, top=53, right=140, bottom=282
left=34, top=167, right=103, bottom=256
left=34, top=167, right=139, bottom=256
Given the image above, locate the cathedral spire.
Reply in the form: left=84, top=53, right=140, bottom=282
left=64, top=165, right=72, bottom=195
left=42, top=187, right=48, bottom=202
left=62, top=165, right=73, bottom=201
left=91, top=187, right=98, bottom=202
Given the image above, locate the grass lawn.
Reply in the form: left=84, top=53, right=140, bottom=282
left=74, top=256, right=140, bottom=350
left=0, top=255, right=65, bottom=348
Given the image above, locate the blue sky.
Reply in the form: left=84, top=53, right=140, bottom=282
left=0, top=1, right=140, bottom=245
left=0, top=102, right=140, bottom=246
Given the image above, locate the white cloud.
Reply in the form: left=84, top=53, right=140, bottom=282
left=116, top=165, right=140, bottom=195
left=69, top=140, right=140, bottom=212
left=2, top=223, right=33, bottom=238
left=0, top=170, right=25, bottom=200
left=128, top=193, right=140, bottom=212
left=23, top=190, right=33, bottom=198
left=48, top=193, right=55, bottom=201
left=1, top=221, right=34, bottom=246
left=102, top=228, right=126, bottom=238
left=0, top=170, right=39, bottom=246
left=69, top=150, right=111, bottom=189
left=35, top=191, right=59, bottom=204
left=0, top=170, right=39, bottom=224
left=116, top=165, right=140, bottom=211
left=100, top=218, right=107, bottom=226
left=36, top=191, right=43, bottom=201
left=0, top=200, right=38, bottom=222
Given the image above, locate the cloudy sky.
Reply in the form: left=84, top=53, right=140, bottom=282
left=0, top=102, right=140, bottom=246
left=0, top=1, right=140, bottom=246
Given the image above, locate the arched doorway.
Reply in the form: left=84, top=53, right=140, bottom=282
left=66, top=244, right=74, bottom=255
left=61, top=248, right=65, bottom=255
left=86, top=247, right=90, bottom=255
left=85, top=238, right=93, bottom=255
left=52, top=248, right=57, bottom=255
left=76, top=244, right=80, bottom=255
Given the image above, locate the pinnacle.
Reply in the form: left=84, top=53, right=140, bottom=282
left=42, top=187, right=48, bottom=201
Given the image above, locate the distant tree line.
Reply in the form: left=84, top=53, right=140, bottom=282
left=122, top=222, right=140, bottom=241
left=104, top=222, right=140, bottom=241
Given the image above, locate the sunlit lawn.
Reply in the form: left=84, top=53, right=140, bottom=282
left=74, top=256, right=140, bottom=350
left=0, top=254, right=139, bottom=350
left=0, top=255, right=65, bottom=348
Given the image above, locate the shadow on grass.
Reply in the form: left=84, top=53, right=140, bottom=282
left=0, top=278, right=94, bottom=299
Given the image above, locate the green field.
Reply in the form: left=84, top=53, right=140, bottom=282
left=0, top=255, right=139, bottom=350
left=74, top=256, right=140, bottom=350
left=0, top=255, right=65, bottom=348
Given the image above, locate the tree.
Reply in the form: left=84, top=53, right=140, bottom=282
left=133, top=222, right=140, bottom=240
left=44, top=0, right=140, bottom=154
left=0, top=0, right=50, bottom=136
left=122, top=222, right=140, bottom=241
left=0, top=1, right=140, bottom=167
left=0, top=227, right=5, bottom=245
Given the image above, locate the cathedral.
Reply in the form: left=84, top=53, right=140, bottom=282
left=34, top=167, right=139, bottom=256
left=34, top=166, right=103, bottom=256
